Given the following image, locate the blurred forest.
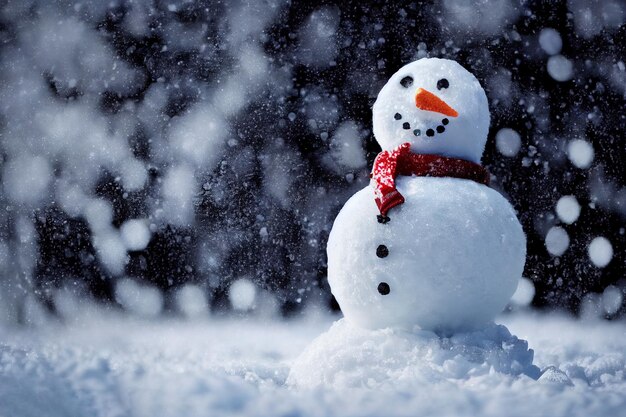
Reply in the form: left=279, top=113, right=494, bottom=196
left=0, top=0, right=624, bottom=323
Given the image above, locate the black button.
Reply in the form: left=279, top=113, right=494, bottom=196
left=376, top=244, right=389, bottom=258
left=378, top=282, right=390, bottom=295
left=377, top=215, right=390, bottom=224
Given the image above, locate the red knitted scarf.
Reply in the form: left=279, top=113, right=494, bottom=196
left=371, top=142, right=490, bottom=217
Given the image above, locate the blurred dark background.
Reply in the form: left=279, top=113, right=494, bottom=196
left=0, top=0, right=624, bottom=323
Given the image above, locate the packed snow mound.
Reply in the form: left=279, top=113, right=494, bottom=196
left=0, top=313, right=625, bottom=417
left=327, top=177, right=526, bottom=331
left=287, top=318, right=539, bottom=389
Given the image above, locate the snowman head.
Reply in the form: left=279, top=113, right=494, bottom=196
left=373, top=58, right=490, bottom=164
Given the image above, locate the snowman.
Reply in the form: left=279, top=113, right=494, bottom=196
left=288, top=58, right=533, bottom=388
left=327, top=57, right=526, bottom=332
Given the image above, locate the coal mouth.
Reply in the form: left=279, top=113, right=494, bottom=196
left=394, top=112, right=450, bottom=138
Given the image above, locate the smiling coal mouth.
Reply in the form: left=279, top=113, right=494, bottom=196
left=393, top=112, right=450, bottom=137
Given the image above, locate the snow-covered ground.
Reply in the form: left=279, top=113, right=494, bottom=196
left=1, top=311, right=625, bottom=417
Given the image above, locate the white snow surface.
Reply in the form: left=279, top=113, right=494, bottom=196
left=1, top=312, right=626, bottom=417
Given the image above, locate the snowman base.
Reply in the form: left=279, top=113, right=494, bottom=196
left=287, top=318, right=540, bottom=389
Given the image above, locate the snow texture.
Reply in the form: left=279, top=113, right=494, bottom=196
left=328, top=176, right=525, bottom=332
left=1, top=312, right=626, bottom=417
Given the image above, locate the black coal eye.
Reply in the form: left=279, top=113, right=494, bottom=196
left=400, top=76, right=413, bottom=88
left=437, top=78, right=449, bottom=90
left=377, top=282, right=390, bottom=295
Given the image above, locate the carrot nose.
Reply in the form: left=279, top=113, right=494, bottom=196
left=414, top=88, right=459, bottom=117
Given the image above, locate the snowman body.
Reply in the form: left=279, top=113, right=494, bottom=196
left=328, top=176, right=525, bottom=332
left=328, top=57, right=526, bottom=332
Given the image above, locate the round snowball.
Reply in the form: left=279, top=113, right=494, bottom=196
left=547, top=55, right=573, bottom=82
left=327, top=177, right=526, bottom=332
left=555, top=195, right=581, bottom=224
left=545, top=226, right=569, bottom=256
left=539, top=28, right=563, bottom=55
left=2, top=155, right=52, bottom=206
left=588, top=237, right=613, bottom=268
left=229, top=278, right=256, bottom=311
left=120, top=219, right=152, bottom=251
left=115, top=278, right=163, bottom=317
left=567, top=139, right=594, bottom=169
left=119, top=158, right=148, bottom=191
left=175, top=284, right=209, bottom=318
left=495, top=128, right=522, bottom=157
left=602, top=286, right=623, bottom=315
left=510, top=277, right=535, bottom=307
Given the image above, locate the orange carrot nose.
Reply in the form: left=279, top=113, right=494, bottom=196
left=414, top=88, right=459, bottom=117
